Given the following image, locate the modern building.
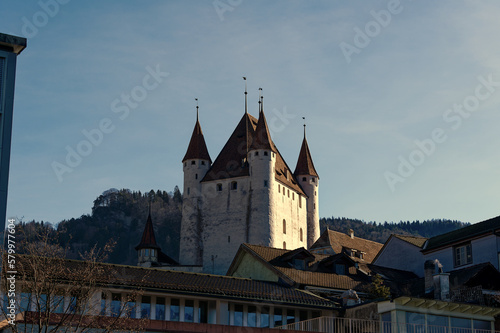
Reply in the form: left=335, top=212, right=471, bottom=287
left=180, top=93, right=320, bottom=274
left=0, top=33, right=26, bottom=230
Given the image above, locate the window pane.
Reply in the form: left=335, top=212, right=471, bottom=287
left=473, top=320, right=490, bottom=330
left=274, top=308, right=283, bottom=327
left=286, top=309, right=295, bottom=324
left=111, top=293, right=121, bottom=317
left=198, top=301, right=208, bottom=323
left=260, top=307, right=270, bottom=328
left=428, top=315, right=449, bottom=333
left=20, top=293, right=31, bottom=312
left=141, top=296, right=151, bottom=319
left=156, top=297, right=165, bottom=320
left=406, top=312, right=425, bottom=333
left=248, top=306, right=256, bottom=327
left=51, top=295, right=64, bottom=314
left=233, top=304, right=243, bottom=326
left=170, top=298, right=180, bottom=321
left=184, top=300, right=194, bottom=322
left=450, top=317, right=471, bottom=333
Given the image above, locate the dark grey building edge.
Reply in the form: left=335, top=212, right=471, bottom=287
left=0, top=32, right=27, bottom=230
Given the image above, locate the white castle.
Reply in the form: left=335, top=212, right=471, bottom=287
left=179, top=92, right=320, bottom=275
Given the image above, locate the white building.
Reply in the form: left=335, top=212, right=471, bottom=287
left=179, top=95, right=320, bottom=274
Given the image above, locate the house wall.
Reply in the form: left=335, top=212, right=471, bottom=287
left=423, top=234, right=499, bottom=272
left=230, top=252, right=279, bottom=283
left=373, top=237, right=425, bottom=277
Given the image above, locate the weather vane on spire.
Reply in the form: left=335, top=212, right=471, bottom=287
left=258, top=87, right=263, bottom=112
left=195, top=98, right=199, bottom=120
left=303, top=117, right=306, bottom=137
left=243, top=77, right=247, bottom=114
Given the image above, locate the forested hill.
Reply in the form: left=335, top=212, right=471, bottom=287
left=320, top=217, right=469, bottom=244
left=10, top=188, right=468, bottom=265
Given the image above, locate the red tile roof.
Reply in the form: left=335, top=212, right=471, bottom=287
left=135, top=213, right=160, bottom=250
left=310, top=230, right=383, bottom=263
left=294, top=136, right=318, bottom=177
left=249, top=110, right=275, bottom=152
left=393, top=234, right=427, bottom=248
left=182, top=117, right=211, bottom=163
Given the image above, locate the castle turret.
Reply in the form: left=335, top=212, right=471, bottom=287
left=135, top=209, right=160, bottom=267
left=294, top=124, right=320, bottom=248
left=179, top=106, right=211, bottom=266
left=248, top=96, right=277, bottom=246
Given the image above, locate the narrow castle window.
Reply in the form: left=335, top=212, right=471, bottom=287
left=201, top=161, right=206, bottom=165
left=228, top=236, right=230, bottom=243
left=287, top=189, right=290, bottom=198
left=264, top=180, right=268, bottom=187
left=311, top=177, right=315, bottom=183
left=283, top=242, right=286, bottom=250
left=216, top=183, right=222, bottom=192
left=255, top=151, right=259, bottom=156
left=302, top=177, right=306, bottom=181
left=191, top=161, right=196, bottom=165
left=283, top=219, right=286, bottom=234
left=195, top=174, right=198, bottom=179
left=264, top=151, right=268, bottom=156
left=231, top=181, right=237, bottom=190
left=278, top=184, right=280, bottom=193
left=300, top=228, right=303, bottom=242
left=292, top=193, right=295, bottom=200
left=299, top=196, right=302, bottom=208
left=187, top=188, right=190, bottom=195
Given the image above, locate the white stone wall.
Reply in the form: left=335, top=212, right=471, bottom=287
left=180, top=159, right=210, bottom=266
left=374, top=237, right=425, bottom=277
left=298, top=175, right=320, bottom=248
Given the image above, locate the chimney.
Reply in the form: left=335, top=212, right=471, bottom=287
left=424, top=260, right=435, bottom=295
left=349, top=229, right=354, bottom=239
left=433, top=260, right=450, bottom=301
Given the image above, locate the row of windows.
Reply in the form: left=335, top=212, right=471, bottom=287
left=184, top=160, right=207, bottom=167
left=229, top=303, right=320, bottom=328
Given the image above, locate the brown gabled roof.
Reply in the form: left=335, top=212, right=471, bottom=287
left=249, top=110, right=276, bottom=152
left=424, top=215, right=500, bottom=252
left=202, top=113, right=256, bottom=182
left=11, top=255, right=335, bottom=308
left=294, top=135, right=318, bottom=178
left=310, top=230, right=383, bottom=263
left=275, top=146, right=306, bottom=196
left=393, top=234, right=428, bottom=248
left=135, top=213, right=160, bottom=250
left=182, top=116, right=211, bottom=163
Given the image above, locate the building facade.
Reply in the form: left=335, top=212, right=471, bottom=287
left=180, top=97, right=320, bottom=274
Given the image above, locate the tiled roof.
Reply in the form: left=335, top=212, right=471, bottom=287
left=424, top=215, right=500, bottom=252
left=249, top=110, right=275, bottom=152
left=201, top=111, right=306, bottom=196
left=393, top=235, right=428, bottom=248
left=182, top=117, right=211, bottom=163
left=239, top=244, right=418, bottom=296
left=449, top=263, right=500, bottom=291
left=13, top=255, right=335, bottom=308
left=135, top=213, right=160, bottom=250
left=310, top=230, right=383, bottom=263
left=294, top=136, right=318, bottom=178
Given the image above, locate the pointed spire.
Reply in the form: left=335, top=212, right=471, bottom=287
left=249, top=94, right=275, bottom=152
left=182, top=100, right=212, bottom=163
left=243, top=77, right=248, bottom=114
left=294, top=119, right=319, bottom=177
left=135, top=208, right=160, bottom=250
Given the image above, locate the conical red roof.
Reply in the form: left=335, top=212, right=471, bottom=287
left=294, top=136, right=318, bottom=178
left=135, top=213, right=160, bottom=250
left=249, top=110, right=276, bottom=152
left=182, top=119, right=211, bottom=163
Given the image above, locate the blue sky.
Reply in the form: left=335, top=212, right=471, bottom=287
left=2, top=0, right=500, bottom=226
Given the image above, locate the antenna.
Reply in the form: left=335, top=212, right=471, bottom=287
left=258, top=87, right=263, bottom=113
left=195, top=98, right=199, bottom=121
left=243, top=77, right=247, bottom=114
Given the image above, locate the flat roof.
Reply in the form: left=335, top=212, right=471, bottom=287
left=0, top=32, right=27, bottom=54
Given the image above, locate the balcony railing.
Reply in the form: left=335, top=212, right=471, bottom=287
left=275, top=317, right=498, bottom=333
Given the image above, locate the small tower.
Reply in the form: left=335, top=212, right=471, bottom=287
left=294, top=122, right=320, bottom=248
left=179, top=102, right=211, bottom=266
left=248, top=94, right=277, bottom=246
left=135, top=209, right=160, bottom=267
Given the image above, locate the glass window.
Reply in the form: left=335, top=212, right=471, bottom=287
left=381, top=312, right=392, bottom=333
left=233, top=304, right=243, bottom=326
left=231, top=182, right=237, bottom=190
left=156, top=297, right=165, bottom=320
left=286, top=309, right=295, bottom=324
left=248, top=306, right=257, bottom=327
left=450, top=317, right=471, bottom=333
left=427, top=315, right=448, bottom=333
left=264, top=151, right=268, bottom=156
left=20, top=292, right=31, bottom=313
left=260, top=307, right=270, bottom=328
left=199, top=301, right=208, bottom=323
left=184, top=300, right=194, bottom=322
left=454, top=243, right=472, bottom=267
left=170, top=298, right=180, bottom=321
left=473, top=320, right=490, bottom=331
left=141, top=296, right=151, bottom=319
left=111, top=293, right=121, bottom=317
left=216, top=183, right=222, bottom=191
left=335, top=264, right=345, bottom=275
left=406, top=312, right=425, bottom=333
left=51, top=295, right=64, bottom=314
left=126, top=300, right=136, bottom=319
left=274, top=308, right=283, bottom=327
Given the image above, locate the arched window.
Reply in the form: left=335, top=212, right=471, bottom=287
left=283, top=219, right=286, bottom=234
left=283, top=242, right=286, bottom=250
left=300, top=228, right=303, bottom=242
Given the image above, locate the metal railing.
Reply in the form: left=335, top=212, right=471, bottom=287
left=275, top=317, right=498, bottom=333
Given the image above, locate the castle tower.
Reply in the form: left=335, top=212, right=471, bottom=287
left=135, top=208, right=160, bottom=267
left=294, top=124, right=320, bottom=248
left=179, top=106, right=211, bottom=266
left=247, top=96, right=277, bottom=246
